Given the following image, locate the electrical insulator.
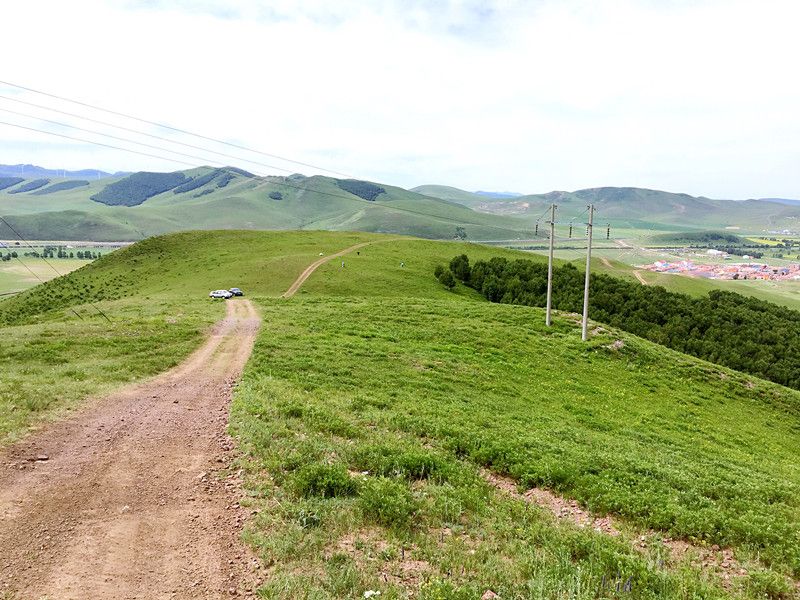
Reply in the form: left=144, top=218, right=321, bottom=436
left=607, top=225, right=610, bottom=240
left=568, top=224, right=572, bottom=238
left=535, top=222, right=539, bottom=235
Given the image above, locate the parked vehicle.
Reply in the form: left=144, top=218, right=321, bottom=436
left=229, top=287, right=244, bottom=296
left=209, top=289, right=233, bottom=299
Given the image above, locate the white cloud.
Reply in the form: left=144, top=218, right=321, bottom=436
left=0, top=0, right=798, bottom=198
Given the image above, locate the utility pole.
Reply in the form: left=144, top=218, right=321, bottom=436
left=545, top=203, right=556, bottom=326
left=581, top=204, right=594, bottom=341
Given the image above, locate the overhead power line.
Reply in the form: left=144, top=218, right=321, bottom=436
left=0, top=106, right=272, bottom=173
left=0, top=215, right=111, bottom=322
left=0, top=118, right=479, bottom=230
left=0, top=79, right=355, bottom=178
left=0, top=94, right=305, bottom=176
left=0, top=120, right=200, bottom=169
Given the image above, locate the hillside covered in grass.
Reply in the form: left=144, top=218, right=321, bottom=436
left=0, top=168, right=535, bottom=242
left=2, top=230, right=799, bottom=598
left=4, top=167, right=800, bottom=242
left=416, top=184, right=800, bottom=231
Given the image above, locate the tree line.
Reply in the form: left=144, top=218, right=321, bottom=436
left=440, top=254, right=800, bottom=390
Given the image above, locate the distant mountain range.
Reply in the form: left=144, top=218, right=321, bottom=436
left=1, top=165, right=799, bottom=241
left=758, top=197, right=800, bottom=206
left=0, top=164, right=121, bottom=179
left=474, top=191, right=524, bottom=199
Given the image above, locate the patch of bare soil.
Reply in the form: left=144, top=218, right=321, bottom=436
left=482, top=471, right=771, bottom=590
left=0, top=300, right=262, bottom=599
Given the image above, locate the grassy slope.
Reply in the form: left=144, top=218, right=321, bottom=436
left=0, top=172, right=534, bottom=242
left=418, top=185, right=800, bottom=232
left=3, top=230, right=799, bottom=597
left=230, top=234, right=800, bottom=598
left=0, top=230, right=381, bottom=443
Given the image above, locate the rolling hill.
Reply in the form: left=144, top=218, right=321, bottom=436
left=0, top=168, right=535, bottom=242
left=2, top=230, right=799, bottom=598
left=414, top=184, right=800, bottom=231
left=4, top=167, right=800, bottom=243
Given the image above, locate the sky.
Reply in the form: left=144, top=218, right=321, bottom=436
left=0, top=0, right=798, bottom=199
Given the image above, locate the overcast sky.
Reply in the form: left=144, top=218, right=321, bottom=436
left=1, top=0, right=798, bottom=198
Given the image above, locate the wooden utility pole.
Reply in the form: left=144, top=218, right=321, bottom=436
left=581, top=204, right=594, bottom=341
left=545, top=203, right=556, bottom=326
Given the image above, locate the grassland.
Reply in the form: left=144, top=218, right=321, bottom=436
left=0, top=231, right=385, bottom=442
left=232, top=296, right=800, bottom=598
left=0, top=170, right=536, bottom=242
left=2, top=230, right=799, bottom=598
left=0, top=249, right=111, bottom=295
left=0, top=299, right=219, bottom=445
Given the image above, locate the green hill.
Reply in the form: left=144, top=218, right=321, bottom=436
left=0, top=169, right=534, bottom=242
left=4, top=169, right=800, bottom=242
left=2, top=230, right=800, bottom=598
left=417, top=184, right=800, bottom=232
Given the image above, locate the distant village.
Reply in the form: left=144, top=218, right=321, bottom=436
left=644, top=252, right=800, bottom=281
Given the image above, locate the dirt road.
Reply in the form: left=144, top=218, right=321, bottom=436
left=281, top=241, right=375, bottom=298
left=0, top=299, right=261, bottom=599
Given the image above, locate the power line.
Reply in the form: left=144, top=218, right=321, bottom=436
left=2, top=117, right=516, bottom=233
left=0, top=94, right=304, bottom=176
left=0, top=106, right=264, bottom=173
left=0, top=215, right=112, bottom=323
left=0, top=79, right=355, bottom=178
left=0, top=233, right=84, bottom=320
left=0, top=119, right=200, bottom=169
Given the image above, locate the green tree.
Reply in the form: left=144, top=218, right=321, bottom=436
left=449, top=254, right=470, bottom=281
left=438, top=270, right=456, bottom=289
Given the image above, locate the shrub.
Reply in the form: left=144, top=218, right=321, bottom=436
left=269, top=191, right=283, bottom=200
left=292, top=463, right=358, bottom=498
left=437, top=270, right=456, bottom=289
left=433, top=264, right=445, bottom=279
left=358, top=477, right=416, bottom=527
left=746, top=570, right=792, bottom=599
left=352, top=444, right=454, bottom=483
left=449, top=254, right=470, bottom=281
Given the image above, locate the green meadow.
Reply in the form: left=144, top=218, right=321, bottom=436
left=1, top=230, right=799, bottom=598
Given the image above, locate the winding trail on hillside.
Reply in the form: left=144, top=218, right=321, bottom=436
left=281, top=241, right=376, bottom=298
left=0, top=300, right=261, bottom=599
left=633, top=270, right=649, bottom=285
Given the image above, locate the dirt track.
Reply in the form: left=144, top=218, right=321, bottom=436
left=0, top=299, right=261, bottom=599
left=281, top=242, right=375, bottom=298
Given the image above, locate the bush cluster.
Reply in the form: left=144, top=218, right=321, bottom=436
left=336, top=179, right=386, bottom=201
left=0, top=177, right=24, bottom=191
left=172, top=170, right=221, bottom=194
left=91, top=172, right=187, bottom=206
left=31, top=180, right=89, bottom=195
left=8, top=179, right=50, bottom=194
